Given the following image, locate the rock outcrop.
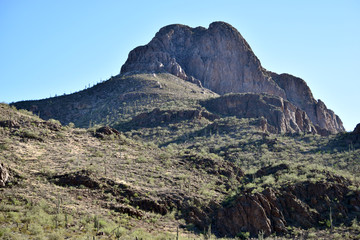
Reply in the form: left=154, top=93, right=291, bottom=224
left=270, top=72, right=344, bottom=133
left=94, top=126, right=120, bottom=139
left=121, top=21, right=344, bottom=134
left=214, top=169, right=360, bottom=237
left=216, top=190, right=287, bottom=237
left=201, top=93, right=317, bottom=134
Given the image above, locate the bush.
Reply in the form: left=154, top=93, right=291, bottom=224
left=47, top=119, right=62, bottom=126
left=237, top=231, right=250, bottom=239
left=28, top=222, right=44, bottom=235
left=47, top=231, right=64, bottom=240
left=20, top=129, right=42, bottom=141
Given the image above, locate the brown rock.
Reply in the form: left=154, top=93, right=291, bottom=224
left=96, top=126, right=120, bottom=135
left=216, top=191, right=286, bottom=237
left=95, top=126, right=120, bottom=139
left=270, top=73, right=344, bottom=134
left=106, top=203, right=143, bottom=218
left=51, top=170, right=101, bottom=189
left=201, top=93, right=317, bottom=134
left=214, top=166, right=360, bottom=237
left=255, top=164, right=289, bottom=178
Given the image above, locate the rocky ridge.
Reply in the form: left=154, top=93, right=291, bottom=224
left=201, top=93, right=317, bottom=134
left=121, top=21, right=344, bottom=134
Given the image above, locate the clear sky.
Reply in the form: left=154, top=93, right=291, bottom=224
left=1, top=0, right=359, bottom=131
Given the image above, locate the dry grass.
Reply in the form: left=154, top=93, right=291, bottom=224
left=1, top=103, right=359, bottom=239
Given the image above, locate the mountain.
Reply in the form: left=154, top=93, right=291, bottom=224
left=13, top=22, right=344, bottom=135
left=121, top=21, right=344, bottom=134
left=3, top=21, right=360, bottom=239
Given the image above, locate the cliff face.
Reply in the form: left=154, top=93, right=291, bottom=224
left=121, top=22, right=285, bottom=97
left=121, top=21, right=344, bottom=134
left=201, top=93, right=316, bottom=134
left=270, top=72, right=344, bottom=133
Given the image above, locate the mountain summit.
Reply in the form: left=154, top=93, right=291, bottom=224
left=122, top=22, right=282, bottom=96
left=121, top=21, right=344, bottom=133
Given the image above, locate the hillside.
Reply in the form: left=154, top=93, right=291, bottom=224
left=13, top=73, right=217, bottom=128
left=1, top=103, right=360, bottom=239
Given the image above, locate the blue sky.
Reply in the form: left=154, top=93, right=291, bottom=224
left=0, top=0, right=359, bottom=131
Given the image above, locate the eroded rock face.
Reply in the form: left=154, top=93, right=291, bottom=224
left=121, top=22, right=344, bottom=134
left=216, top=191, right=286, bottom=237
left=270, top=73, right=344, bottom=133
left=215, top=174, right=360, bottom=237
left=121, top=22, right=285, bottom=97
left=201, top=93, right=317, bottom=134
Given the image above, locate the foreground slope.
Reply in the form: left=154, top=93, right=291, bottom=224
left=1, top=104, right=360, bottom=239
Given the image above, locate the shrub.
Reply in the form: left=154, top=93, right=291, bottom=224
left=47, top=119, right=61, bottom=126
left=47, top=231, right=64, bottom=240
left=20, top=129, right=42, bottom=141
left=237, top=231, right=250, bottom=239
left=28, top=222, right=44, bottom=235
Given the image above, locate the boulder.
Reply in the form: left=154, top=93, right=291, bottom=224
left=94, top=126, right=120, bottom=139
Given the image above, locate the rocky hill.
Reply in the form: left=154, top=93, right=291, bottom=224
left=121, top=21, right=344, bottom=134
left=1, top=103, right=360, bottom=239
left=13, top=73, right=217, bottom=128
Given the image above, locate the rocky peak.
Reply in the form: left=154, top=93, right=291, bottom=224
left=121, top=22, right=344, bottom=134
left=121, top=21, right=285, bottom=97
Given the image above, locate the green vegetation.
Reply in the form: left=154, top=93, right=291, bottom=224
left=1, top=70, right=360, bottom=240
left=13, top=73, right=218, bottom=128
